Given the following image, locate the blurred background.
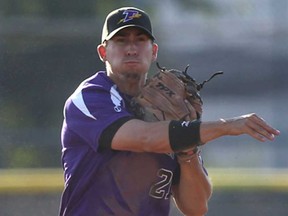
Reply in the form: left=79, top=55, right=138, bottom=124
left=0, top=0, right=287, bottom=215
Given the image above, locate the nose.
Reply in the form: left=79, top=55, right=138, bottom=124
left=126, top=42, right=138, bottom=56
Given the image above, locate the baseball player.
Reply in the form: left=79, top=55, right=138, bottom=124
left=59, top=7, right=280, bottom=216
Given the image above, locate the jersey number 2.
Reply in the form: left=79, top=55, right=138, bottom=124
left=149, top=168, right=173, bottom=199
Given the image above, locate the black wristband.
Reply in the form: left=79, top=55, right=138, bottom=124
left=169, top=120, right=202, bottom=152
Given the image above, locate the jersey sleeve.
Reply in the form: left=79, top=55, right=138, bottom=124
left=63, top=82, right=133, bottom=152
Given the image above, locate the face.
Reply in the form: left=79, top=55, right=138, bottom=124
left=97, top=27, right=158, bottom=95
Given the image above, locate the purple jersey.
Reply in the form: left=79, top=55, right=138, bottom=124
left=59, top=71, right=179, bottom=216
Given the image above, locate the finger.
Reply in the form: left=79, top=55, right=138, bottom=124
left=245, top=125, right=267, bottom=142
left=246, top=118, right=277, bottom=141
left=251, top=115, right=280, bottom=136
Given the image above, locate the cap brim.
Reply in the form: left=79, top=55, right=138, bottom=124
left=103, top=25, right=155, bottom=42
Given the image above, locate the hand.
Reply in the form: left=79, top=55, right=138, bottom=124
left=221, top=113, right=280, bottom=142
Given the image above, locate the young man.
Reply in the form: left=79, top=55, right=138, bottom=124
left=59, top=7, right=280, bottom=216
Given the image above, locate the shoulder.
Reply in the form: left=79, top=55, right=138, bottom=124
left=64, top=71, right=129, bottom=119
left=68, top=71, right=113, bottom=100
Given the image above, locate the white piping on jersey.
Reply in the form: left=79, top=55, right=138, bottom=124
left=166, top=153, right=175, bottom=159
left=69, top=83, right=97, bottom=120
left=110, top=85, right=123, bottom=112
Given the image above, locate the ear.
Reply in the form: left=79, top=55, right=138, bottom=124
left=152, top=43, right=158, bottom=62
left=97, top=44, right=107, bottom=62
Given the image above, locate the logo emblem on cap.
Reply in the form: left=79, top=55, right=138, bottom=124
left=118, top=9, right=142, bottom=24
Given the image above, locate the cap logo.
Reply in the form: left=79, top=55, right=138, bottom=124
left=118, top=9, right=142, bottom=24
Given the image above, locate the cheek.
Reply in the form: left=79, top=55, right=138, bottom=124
left=106, top=50, right=122, bottom=65
left=106, top=45, right=122, bottom=58
left=106, top=49, right=116, bottom=59
left=142, top=47, right=155, bottom=62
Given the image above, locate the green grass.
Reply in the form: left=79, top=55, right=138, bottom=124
left=1, top=168, right=288, bottom=193
left=209, top=167, right=288, bottom=191
left=0, top=168, right=63, bottom=193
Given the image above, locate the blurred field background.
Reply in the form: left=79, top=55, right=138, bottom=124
left=0, top=0, right=287, bottom=215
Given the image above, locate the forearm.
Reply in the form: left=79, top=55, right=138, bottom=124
left=173, top=155, right=212, bottom=216
left=199, top=119, right=227, bottom=144
left=112, top=119, right=201, bottom=153
left=112, top=119, right=173, bottom=153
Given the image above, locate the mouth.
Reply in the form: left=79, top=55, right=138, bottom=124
left=124, top=59, right=140, bottom=64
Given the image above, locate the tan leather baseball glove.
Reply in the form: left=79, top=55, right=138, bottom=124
left=131, top=62, right=223, bottom=122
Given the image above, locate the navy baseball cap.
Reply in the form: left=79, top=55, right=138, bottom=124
left=101, top=7, right=155, bottom=43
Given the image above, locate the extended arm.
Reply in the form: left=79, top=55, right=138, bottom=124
left=111, top=113, right=280, bottom=153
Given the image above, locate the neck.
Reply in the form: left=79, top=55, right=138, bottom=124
left=108, top=71, right=146, bottom=96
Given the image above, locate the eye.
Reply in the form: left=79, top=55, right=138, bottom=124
left=112, top=36, right=126, bottom=44
left=137, top=34, right=149, bottom=42
left=115, top=37, right=125, bottom=43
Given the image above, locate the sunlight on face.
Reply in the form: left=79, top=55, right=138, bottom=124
left=101, top=27, right=158, bottom=95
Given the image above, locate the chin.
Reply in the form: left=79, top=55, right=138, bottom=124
left=124, top=72, right=141, bottom=81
